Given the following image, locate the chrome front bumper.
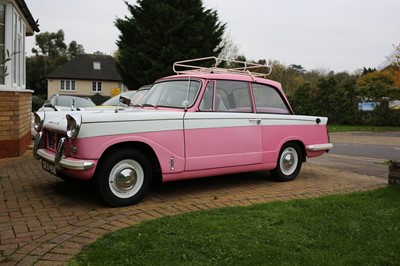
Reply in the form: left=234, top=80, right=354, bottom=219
left=33, top=132, right=95, bottom=170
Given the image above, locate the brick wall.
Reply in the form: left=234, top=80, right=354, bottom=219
left=0, top=90, right=32, bottom=158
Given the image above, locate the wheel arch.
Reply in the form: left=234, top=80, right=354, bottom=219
left=96, top=141, right=162, bottom=184
left=271, top=139, right=305, bottom=182
left=280, top=140, right=306, bottom=162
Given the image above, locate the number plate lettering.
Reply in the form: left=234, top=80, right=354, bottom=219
left=42, top=160, right=57, bottom=175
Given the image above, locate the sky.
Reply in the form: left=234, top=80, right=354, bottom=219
left=24, top=0, right=400, bottom=73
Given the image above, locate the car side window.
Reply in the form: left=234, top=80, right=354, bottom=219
left=199, top=82, right=214, bottom=111
left=252, top=83, right=290, bottom=114
left=216, top=80, right=252, bottom=112
left=199, top=80, right=252, bottom=112
left=144, top=80, right=200, bottom=108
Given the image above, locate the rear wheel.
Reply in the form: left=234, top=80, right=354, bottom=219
left=271, top=143, right=302, bottom=182
left=95, top=148, right=152, bottom=207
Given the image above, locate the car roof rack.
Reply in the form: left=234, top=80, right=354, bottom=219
left=173, top=56, right=272, bottom=79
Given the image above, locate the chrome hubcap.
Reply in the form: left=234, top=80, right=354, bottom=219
left=280, top=147, right=298, bottom=175
left=115, top=168, right=138, bottom=191
left=109, top=159, right=144, bottom=199
left=282, top=153, right=294, bottom=171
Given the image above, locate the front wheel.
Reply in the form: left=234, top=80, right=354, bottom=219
left=271, top=143, right=302, bottom=182
left=95, top=148, right=152, bottom=207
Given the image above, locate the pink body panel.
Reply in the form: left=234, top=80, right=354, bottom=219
left=184, top=126, right=262, bottom=170
left=69, top=130, right=186, bottom=173
left=63, top=168, right=96, bottom=181
left=260, top=124, right=330, bottom=162
left=63, top=120, right=329, bottom=182
left=163, top=162, right=276, bottom=182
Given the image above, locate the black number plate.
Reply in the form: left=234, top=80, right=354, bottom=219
left=42, top=160, right=57, bottom=175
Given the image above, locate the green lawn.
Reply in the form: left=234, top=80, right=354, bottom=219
left=328, top=124, right=399, bottom=132
left=70, top=186, right=400, bottom=266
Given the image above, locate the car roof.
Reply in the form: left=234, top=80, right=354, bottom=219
left=157, top=72, right=282, bottom=90
left=163, top=56, right=280, bottom=88
left=52, top=95, right=95, bottom=107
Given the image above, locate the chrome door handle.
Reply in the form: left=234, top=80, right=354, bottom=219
left=249, top=118, right=261, bottom=125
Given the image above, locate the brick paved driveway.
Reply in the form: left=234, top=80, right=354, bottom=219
left=0, top=149, right=387, bottom=265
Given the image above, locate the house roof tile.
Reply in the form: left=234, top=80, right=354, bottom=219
left=16, top=0, right=40, bottom=34
left=47, top=54, right=122, bottom=81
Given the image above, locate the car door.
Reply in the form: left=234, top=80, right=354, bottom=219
left=184, top=80, right=262, bottom=171
left=251, top=83, right=294, bottom=163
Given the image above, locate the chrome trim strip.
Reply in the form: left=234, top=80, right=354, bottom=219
left=36, top=149, right=95, bottom=170
left=307, top=143, right=333, bottom=151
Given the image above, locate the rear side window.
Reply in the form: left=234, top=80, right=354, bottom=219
left=252, top=84, right=290, bottom=114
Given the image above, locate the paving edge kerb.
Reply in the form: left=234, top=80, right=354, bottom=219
left=0, top=150, right=388, bottom=266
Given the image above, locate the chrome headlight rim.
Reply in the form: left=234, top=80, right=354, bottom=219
left=34, top=112, right=45, bottom=132
left=66, top=114, right=82, bottom=139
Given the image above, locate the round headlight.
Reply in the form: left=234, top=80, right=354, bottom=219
left=34, top=112, right=45, bottom=132
left=66, top=114, right=81, bottom=139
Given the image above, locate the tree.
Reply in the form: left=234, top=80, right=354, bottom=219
left=303, top=69, right=326, bottom=89
left=218, top=32, right=239, bottom=61
left=356, top=70, right=395, bottom=100
left=361, top=67, right=376, bottom=75
left=68, top=41, right=85, bottom=59
left=115, top=0, right=226, bottom=89
left=384, top=43, right=400, bottom=68
left=290, top=64, right=306, bottom=74
left=26, top=56, right=46, bottom=94
left=27, top=29, right=85, bottom=96
left=32, top=30, right=67, bottom=59
left=32, top=29, right=85, bottom=60
left=289, top=83, right=314, bottom=115
left=314, top=76, right=337, bottom=119
left=356, top=70, right=399, bottom=126
left=332, top=75, right=359, bottom=124
left=396, top=43, right=400, bottom=67
left=266, top=60, right=305, bottom=96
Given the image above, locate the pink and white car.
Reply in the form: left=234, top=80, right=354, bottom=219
left=33, top=57, right=332, bottom=207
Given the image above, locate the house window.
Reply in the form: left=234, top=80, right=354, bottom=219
left=0, top=4, right=5, bottom=85
left=93, top=61, right=101, bottom=70
left=118, top=82, right=128, bottom=92
left=12, top=13, right=16, bottom=84
left=12, top=11, right=25, bottom=87
left=92, top=81, right=102, bottom=92
left=60, top=80, right=76, bottom=91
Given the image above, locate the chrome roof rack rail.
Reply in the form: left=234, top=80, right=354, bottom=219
left=173, top=56, right=272, bottom=79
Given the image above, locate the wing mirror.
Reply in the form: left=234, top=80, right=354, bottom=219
left=119, top=95, right=131, bottom=106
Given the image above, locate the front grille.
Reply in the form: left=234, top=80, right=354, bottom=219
left=45, top=130, right=66, bottom=152
left=48, top=131, right=56, bottom=149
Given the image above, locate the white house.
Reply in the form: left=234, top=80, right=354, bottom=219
left=0, top=0, right=39, bottom=158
